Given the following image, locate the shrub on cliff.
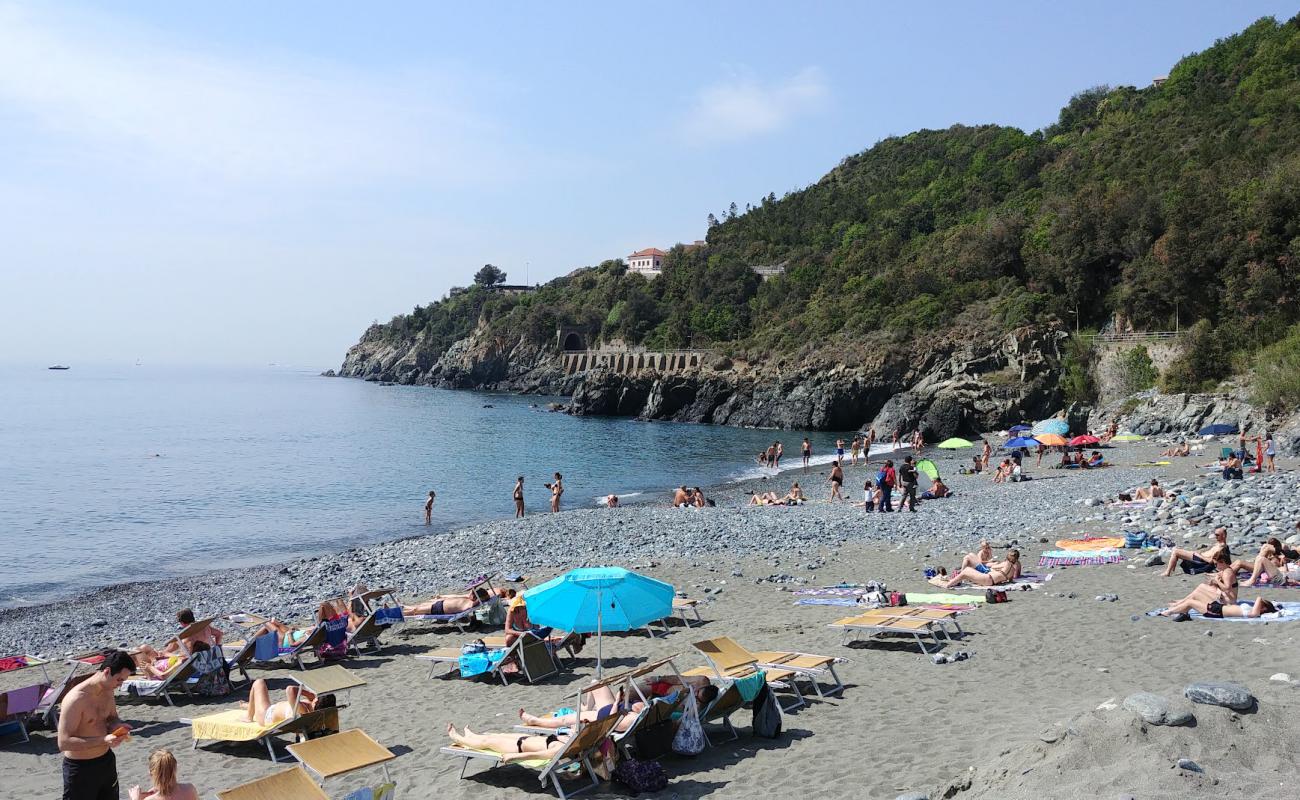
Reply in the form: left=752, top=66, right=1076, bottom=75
left=1252, top=324, right=1300, bottom=412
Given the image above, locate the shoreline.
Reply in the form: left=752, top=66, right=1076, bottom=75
left=0, top=437, right=1246, bottom=657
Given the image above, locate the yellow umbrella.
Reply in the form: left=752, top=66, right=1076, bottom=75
left=1035, top=433, right=1067, bottom=447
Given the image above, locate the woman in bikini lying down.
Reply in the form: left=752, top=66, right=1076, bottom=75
left=240, top=678, right=335, bottom=727
left=1160, top=595, right=1278, bottom=620
left=930, top=550, right=1021, bottom=588
left=247, top=601, right=346, bottom=647
left=402, top=587, right=491, bottom=617
left=446, top=723, right=571, bottom=763
left=1228, top=538, right=1297, bottom=586
left=518, top=676, right=717, bottom=734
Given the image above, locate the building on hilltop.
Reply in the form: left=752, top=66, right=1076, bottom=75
left=1152, top=75, right=1167, bottom=87
left=486, top=284, right=537, bottom=296
left=626, top=248, right=667, bottom=278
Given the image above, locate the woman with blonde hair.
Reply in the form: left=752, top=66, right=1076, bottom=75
left=128, top=748, right=198, bottom=799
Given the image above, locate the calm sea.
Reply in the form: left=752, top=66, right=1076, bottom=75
left=0, top=364, right=845, bottom=607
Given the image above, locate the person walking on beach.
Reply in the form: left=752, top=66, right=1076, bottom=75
left=835, top=438, right=845, bottom=463
left=801, top=438, right=811, bottom=472
left=878, top=459, right=896, bottom=512
left=1263, top=432, right=1276, bottom=473
left=424, top=490, right=436, bottom=525
left=545, top=472, right=564, bottom=512
left=980, top=439, right=992, bottom=470
left=828, top=460, right=844, bottom=501
left=59, top=649, right=134, bottom=800
left=849, top=434, right=861, bottom=466
left=513, top=476, right=525, bottom=518
left=898, top=456, right=919, bottom=512
left=765, top=442, right=777, bottom=468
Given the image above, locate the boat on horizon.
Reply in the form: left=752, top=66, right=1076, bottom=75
left=48, top=364, right=70, bottom=370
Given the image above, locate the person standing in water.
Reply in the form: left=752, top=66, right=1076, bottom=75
left=545, top=472, right=564, bottom=512
left=801, top=438, right=812, bottom=472
left=59, top=649, right=134, bottom=800
left=774, top=441, right=784, bottom=468
left=828, top=460, right=844, bottom=502
left=513, top=476, right=525, bottom=518
left=424, top=490, right=436, bottom=525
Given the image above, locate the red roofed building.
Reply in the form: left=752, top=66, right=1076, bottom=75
left=626, top=247, right=666, bottom=278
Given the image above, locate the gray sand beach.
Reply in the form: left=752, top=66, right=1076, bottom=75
left=3, top=441, right=1298, bottom=799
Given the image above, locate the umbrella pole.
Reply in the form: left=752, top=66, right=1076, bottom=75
left=596, top=588, right=604, bottom=680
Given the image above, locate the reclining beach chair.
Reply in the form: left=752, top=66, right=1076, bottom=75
left=120, top=651, right=203, bottom=706
left=250, top=623, right=328, bottom=671
left=416, top=631, right=558, bottom=684
left=682, top=646, right=805, bottom=712
left=34, top=661, right=94, bottom=727
left=403, top=574, right=501, bottom=633
left=220, top=638, right=257, bottom=686
left=0, top=655, right=52, bottom=745
left=859, top=607, right=964, bottom=639
left=186, top=665, right=364, bottom=761
left=481, top=630, right=582, bottom=669
left=287, top=729, right=396, bottom=793
left=828, top=611, right=948, bottom=654
left=188, top=705, right=341, bottom=762
left=691, top=636, right=845, bottom=699
left=345, top=612, right=389, bottom=656
left=699, top=683, right=743, bottom=744
left=442, top=712, right=620, bottom=800
left=216, top=765, right=330, bottom=800
left=645, top=597, right=706, bottom=636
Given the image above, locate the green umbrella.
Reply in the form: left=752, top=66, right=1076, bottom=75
left=1111, top=434, right=1145, bottom=442
left=936, top=437, right=973, bottom=449
left=916, top=458, right=940, bottom=480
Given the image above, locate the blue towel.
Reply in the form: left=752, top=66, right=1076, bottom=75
left=733, top=670, right=765, bottom=702
left=458, top=649, right=506, bottom=677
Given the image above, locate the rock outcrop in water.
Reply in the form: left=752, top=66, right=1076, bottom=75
left=339, top=322, right=1072, bottom=437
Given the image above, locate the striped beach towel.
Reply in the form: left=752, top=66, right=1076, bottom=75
left=1038, top=549, right=1126, bottom=567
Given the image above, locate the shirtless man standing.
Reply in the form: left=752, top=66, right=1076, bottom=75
left=59, top=649, right=134, bottom=800
left=424, top=490, right=436, bottom=525
left=513, top=476, right=525, bottom=518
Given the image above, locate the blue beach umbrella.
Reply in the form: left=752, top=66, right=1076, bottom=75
left=1003, top=436, right=1039, bottom=449
left=1198, top=423, right=1239, bottom=436
left=1032, top=419, right=1070, bottom=436
left=524, top=567, right=673, bottom=678
left=1009, top=424, right=1032, bottom=433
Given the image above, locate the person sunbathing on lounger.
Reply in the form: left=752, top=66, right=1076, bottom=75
left=931, top=550, right=1020, bottom=588
left=1161, top=527, right=1230, bottom=577
left=240, top=678, right=335, bottom=727
left=247, top=602, right=345, bottom=648
left=131, top=640, right=213, bottom=679
left=446, top=723, right=570, bottom=763
left=402, top=587, right=491, bottom=618
left=1229, top=538, right=1297, bottom=586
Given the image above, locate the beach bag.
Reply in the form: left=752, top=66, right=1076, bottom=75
left=752, top=684, right=783, bottom=738
left=317, top=616, right=349, bottom=660
left=671, top=691, right=706, bottom=756
left=985, top=589, right=1008, bottom=604
left=460, top=639, right=488, bottom=655
left=888, top=591, right=908, bottom=607
left=1124, top=531, right=1148, bottom=548
left=613, top=759, right=668, bottom=795
left=875, top=470, right=887, bottom=488
left=191, top=649, right=231, bottom=697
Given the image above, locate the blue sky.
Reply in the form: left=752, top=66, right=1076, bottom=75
left=2, top=1, right=1295, bottom=368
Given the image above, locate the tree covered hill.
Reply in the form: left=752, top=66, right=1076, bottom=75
left=361, top=15, right=1300, bottom=393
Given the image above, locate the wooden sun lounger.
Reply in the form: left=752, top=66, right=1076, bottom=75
left=120, top=652, right=203, bottom=706
left=828, top=612, right=947, bottom=654
left=220, top=639, right=256, bottom=686
left=287, top=728, right=396, bottom=787
left=692, top=636, right=845, bottom=699
left=441, top=712, right=620, bottom=800
left=215, top=765, right=330, bottom=800
left=188, top=706, right=341, bottom=762
left=481, top=630, right=582, bottom=668
left=415, top=632, right=558, bottom=684
left=857, top=607, right=964, bottom=638
left=345, top=611, right=389, bottom=656
left=682, top=641, right=806, bottom=713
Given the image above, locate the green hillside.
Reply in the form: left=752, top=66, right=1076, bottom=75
left=367, top=15, right=1300, bottom=393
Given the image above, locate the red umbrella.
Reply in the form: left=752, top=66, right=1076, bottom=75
left=1069, top=434, right=1100, bottom=446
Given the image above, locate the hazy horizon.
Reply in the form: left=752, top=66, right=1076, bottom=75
left=2, top=1, right=1295, bottom=370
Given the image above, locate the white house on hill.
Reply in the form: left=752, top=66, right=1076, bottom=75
left=626, top=248, right=666, bottom=278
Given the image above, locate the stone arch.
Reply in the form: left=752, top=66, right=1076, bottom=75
left=562, top=332, right=584, bottom=351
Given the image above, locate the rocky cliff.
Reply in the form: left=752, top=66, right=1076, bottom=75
left=339, top=323, right=1075, bottom=439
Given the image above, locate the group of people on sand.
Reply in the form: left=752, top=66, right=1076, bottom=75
left=927, top=540, right=1023, bottom=588
left=672, top=486, right=712, bottom=508
left=1157, top=526, right=1295, bottom=619
left=748, top=482, right=806, bottom=506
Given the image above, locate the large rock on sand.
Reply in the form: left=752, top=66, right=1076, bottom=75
left=1184, top=681, right=1254, bottom=711
left=1122, top=692, right=1193, bottom=726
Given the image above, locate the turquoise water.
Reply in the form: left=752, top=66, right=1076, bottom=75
left=0, top=364, right=841, bottom=606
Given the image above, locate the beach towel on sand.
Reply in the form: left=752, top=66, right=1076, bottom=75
left=1039, top=549, right=1125, bottom=567
left=1056, top=537, right=1125, bottom=551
